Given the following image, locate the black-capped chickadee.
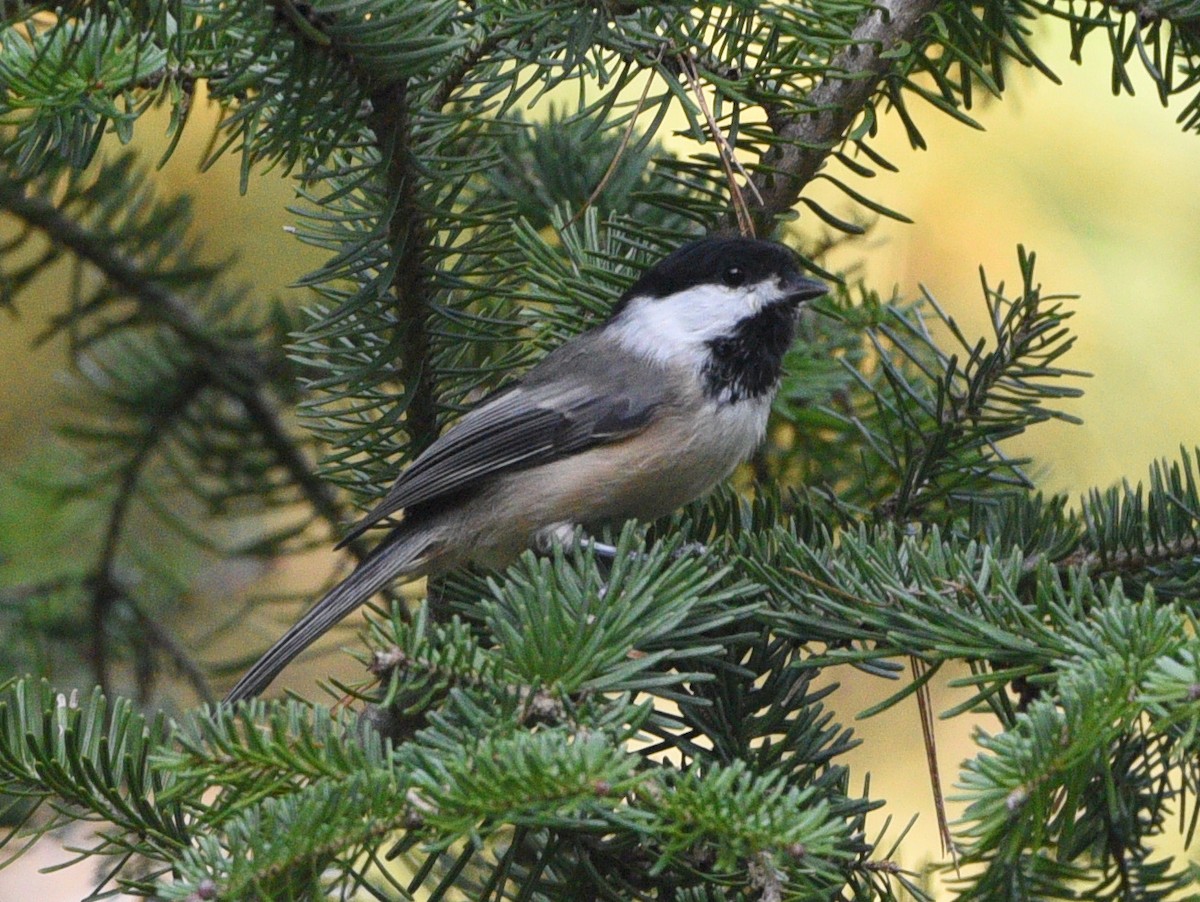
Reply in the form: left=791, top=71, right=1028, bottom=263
left=225, top=236, right=827, bottom=703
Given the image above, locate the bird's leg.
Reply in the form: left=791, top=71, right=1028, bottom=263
left=578, top=537, right=619, bottom=562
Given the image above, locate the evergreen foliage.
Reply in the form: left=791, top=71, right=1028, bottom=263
left=1, top=0, right=1199, bottom=898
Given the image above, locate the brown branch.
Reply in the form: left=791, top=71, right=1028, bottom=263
left=911, top=657, right=958, bottom=867
left=368, top=81, right=440, bottom=452
left=680, top=52, right=758, bottom=238
left=1026, top=534, right=1200, bottom=578
left=741, top=0, right=942, bottom=234
left=269, top=0, right=443, bottom=452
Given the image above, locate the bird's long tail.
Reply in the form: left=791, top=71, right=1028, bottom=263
left=223, top=526, right=435, bottom=705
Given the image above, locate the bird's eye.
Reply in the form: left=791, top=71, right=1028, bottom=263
left=722, top=265, right=746, bottom=287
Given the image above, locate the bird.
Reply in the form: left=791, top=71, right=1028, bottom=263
left=224, top=236, right=827, bottom=703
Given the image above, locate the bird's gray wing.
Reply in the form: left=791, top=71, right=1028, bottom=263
left=335, top=383, right=656, bottom=548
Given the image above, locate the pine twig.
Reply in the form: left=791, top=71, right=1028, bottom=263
left=85, top=371, right=208, bottom=695
left=368, top=80, right=440, bottom=464
left=679, top=52, right=759, bottom=238
left=911, top=657, right=957, bottom=868
left=267, top=0, right=442, bottom=456
left=744, top=0, right=942, bottom=233
left=564, top=48, right=664, bottom=231
left=1030, top=533, right=1200, bottom=579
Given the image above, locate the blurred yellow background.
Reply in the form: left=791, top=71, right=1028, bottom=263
left=2, top=23, right=1197, bottom=898
left=805, top=28, right=1200, bottom=498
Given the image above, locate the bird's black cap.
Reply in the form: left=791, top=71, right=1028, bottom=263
left=613, top=236, right=823, bottom=314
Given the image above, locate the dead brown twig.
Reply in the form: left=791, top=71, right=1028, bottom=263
left=679, top=53, right=762, bottom=238
left=564, top=45, right=667, bottom=232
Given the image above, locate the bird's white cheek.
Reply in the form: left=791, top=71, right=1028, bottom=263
left=609, top=278, right=791, bottom=369
left=607, top=301, right=697, bottom=365
left=611, top=287, right=742, bottom=364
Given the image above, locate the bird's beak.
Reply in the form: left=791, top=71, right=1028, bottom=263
left=782, top=272, right=828, bottom=305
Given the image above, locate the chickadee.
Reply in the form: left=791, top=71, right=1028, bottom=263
left=225, top=236, right=826, bottom=703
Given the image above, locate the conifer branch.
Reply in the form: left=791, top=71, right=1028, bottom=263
left=747, top=0, right=942, bottom=232
left=86, top=370, right=206, bottom=696
left=4, top=2, right=1200, bottom=898
left=1041, top=533, right=1200, bottom=579
left=368, top=80, right=440, bottom=450
left=264, top=0, right=443, bottom=449
left=0, top=182, right=236, bottom=358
